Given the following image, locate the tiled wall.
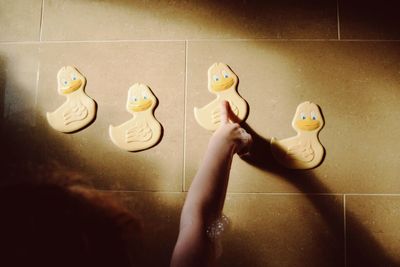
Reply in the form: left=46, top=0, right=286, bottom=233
left=1, top=0, right=399, bottom=266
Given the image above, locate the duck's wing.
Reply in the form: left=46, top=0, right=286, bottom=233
left=125, top=121, right=153, bottom=143
left=63, top=100, right=89, bottom=126
left=211, top=106, right=222, bottom=126
left=194, top=98, right=220, bottom=131
left=286, top=143, right=315, bottom=162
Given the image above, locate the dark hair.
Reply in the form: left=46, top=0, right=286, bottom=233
left=0, top=162, right=143, bottom=267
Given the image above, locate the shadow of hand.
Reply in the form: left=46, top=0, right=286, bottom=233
left=238, top=122, right=397, bottom=266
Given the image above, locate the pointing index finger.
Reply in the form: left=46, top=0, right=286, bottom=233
left=220, top=100, right=229, bottom=125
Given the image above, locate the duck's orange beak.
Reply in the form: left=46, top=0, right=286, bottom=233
left=62, top=79, right=82, bottom=94
left=211, top=77, right=234, bottom=92
left=296, top=118, right=320, bottom=131
left=129, top=99, right=152, bottom=112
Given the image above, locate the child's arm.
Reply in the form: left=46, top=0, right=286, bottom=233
left=171, top=101, right=252, bottom=267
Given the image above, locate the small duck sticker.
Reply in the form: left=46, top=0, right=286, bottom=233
left=194, top=63, right=248, bottom=131
left=109, top=83, right=162, bottom=151
left=271, top=101, right=325, bottom=169
left=46, top=66, right=96, bottom=133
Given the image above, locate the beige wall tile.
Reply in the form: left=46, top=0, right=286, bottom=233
left=0, top=44, right=45, bottom=182
left=36, top=41, right=185, bottom=191
left=0, top=0, right=42, bottom=41
left=220, top=194, right=344, bottom=267
left=0, top=44, right=39, bottom=127
left=41, top=0, right=337, bottom=41
left=185, top=40, right=400, bottom=193
left=116, top=191, right=185, bottom=267
left=346, top=195, right=400, bottom=266
left=2, top=2, right=399, bottom=267
left=114, top=193, right=344, bottom=267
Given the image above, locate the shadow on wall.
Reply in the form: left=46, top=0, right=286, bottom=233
left=1, top=111, right=397, bottom=266
left=231, top=123, right=398, bottom=266
left=0, top=58, right=5, bottom=123
left=2, top=0, right=400, bottom=266
left=0, top=55, right=179, bottom=266
left=338, top=0, right=400, bottom=39
left=66, top=0, right=400, bottom=39
left=0, top=56, right=47, bottom=168
left=58, top=0, right=337, bottom=39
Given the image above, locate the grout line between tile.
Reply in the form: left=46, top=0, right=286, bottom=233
left=226, top=192, right=400, bottom=196
left=182, top=40, right=188, bottom=192
left=226, top=192, right=344, bottom=196
left=94, top=191, right=400, bottom=197
left=1, top=39, right=400, bottom=45
left=344, top=194, right=347, bottom=267
left=99, top=189, right=187, bottom=194
left=167, top=38, right=400, bottom=42
left=336, top=0, right=341, bottom=40
left=177, top=38, right=343, bottom=42
left=345, top=193, right=400, bottom=196
left=39, top=0, right=45, bottom=42
left=96, top=190, right=363, bottom=196
left=26, top=39, right=188, bottom=44
left=33, top=52, right=41, bottom=127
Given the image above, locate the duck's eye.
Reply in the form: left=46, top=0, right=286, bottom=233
left=71, top=74, right=77, bottom=81
left=130, top=97, right=138, bottom=102
left=213, top=75, right=220, bottom=82
left=142, top=91, right=149, bottom=100
left=311, top=112, right=318, bottom=120
left=222, top=71, right=229, bottom=79
left=62, top=79, right=68, bottom=86
left=300, top=113, right=306, bottom=120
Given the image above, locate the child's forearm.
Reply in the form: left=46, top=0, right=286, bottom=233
left=181, top=142, right=235, bottom=227
left=171, top=101, right=251, bottom=267
left=171, top=142, right=235, bottom=267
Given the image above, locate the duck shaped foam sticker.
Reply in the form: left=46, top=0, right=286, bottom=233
left=109, top=83, right=162, bottom=151
left=47, top=66, right=96, bottom=133
left=271, top=101, right=325, bottom=169
left=194, top=63, right=248, bottom=131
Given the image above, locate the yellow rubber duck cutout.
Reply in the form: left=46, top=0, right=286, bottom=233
left=46, top=66, right=96, bottom=133
left=194, top=63, right=248, bottom=131
left=109, top=83, right=162, bottom=151
left=271, top=101, right=325, bottom=169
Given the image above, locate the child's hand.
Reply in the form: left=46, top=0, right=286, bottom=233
left=209, top=101, right=252, bottom=156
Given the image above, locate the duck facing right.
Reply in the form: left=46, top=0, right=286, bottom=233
left=270, top=101, right=325, bottom=169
